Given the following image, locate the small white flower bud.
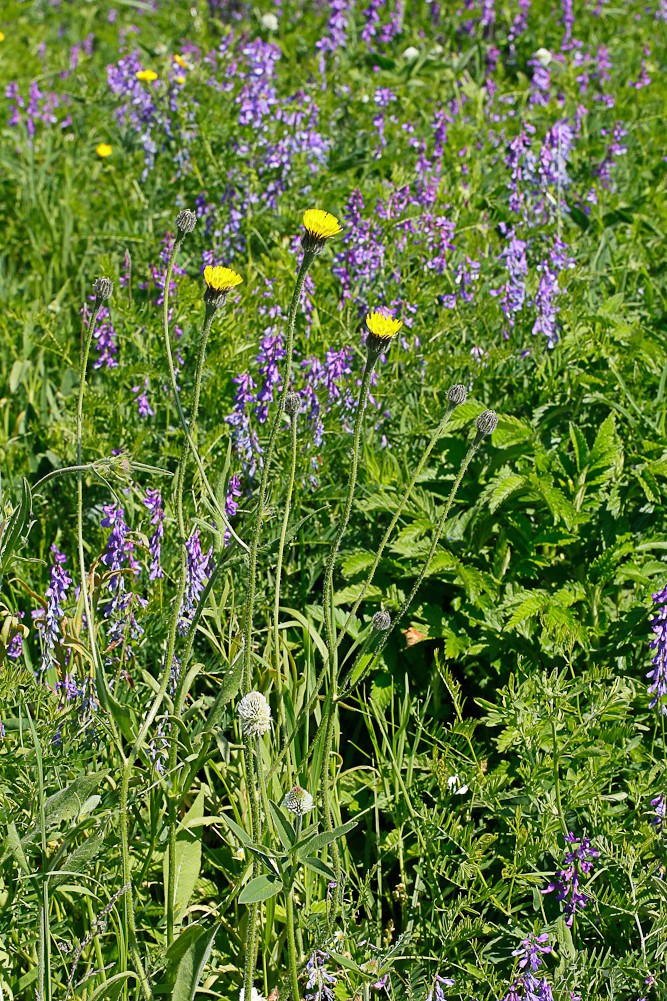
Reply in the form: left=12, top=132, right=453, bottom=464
left=447, top=384, right=467, bottom=407
left=283, top=785, right=314, bottom=815
left=237, top=691, right=272, bottom=737
left=372, top=610, right=392, bottom=632
left=92, top=277, right=113, bottom=301
left=475, top=410, right=498, bottom=436
left=175, top=209, right=197, bottom=234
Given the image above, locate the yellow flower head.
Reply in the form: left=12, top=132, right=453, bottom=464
left=0, top=32, right=5, bottom=42
left=366, top=311, right=403, bottom=341
left=303, top=209, right=342, bottom=241
left=174, top=54, right=189, bottom=69
left=203, top=265, right=244, bottom=293
left=175, top=75, right=186, bottom=85
left=96, top=143, right=113, bottom=158
left=136, top=69, right=158, bottom=82
left=203, top=265, right=243, bottom=310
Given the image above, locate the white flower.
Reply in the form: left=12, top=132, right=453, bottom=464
left=239, top=989, right=266, bottom=1001
left=446, top=774, right=469, bottom=796
left=237, top=691, right=272, bottom=737
left=261, top=12, right=279, bottom=31
left=534, top=47, right=553, bottom=67
left=283, top=785, right=314, bottom=815
left=402, top=46, right=420, bottom=62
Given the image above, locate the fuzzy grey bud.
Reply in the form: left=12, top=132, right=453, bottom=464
left=447, top=384, right=467, bottom=407
left=284, top=392, right=300, bottom=416
left=175, top=209, right=197, bottom=235
left=372, top=610, right=392, bottom=632
left=475, top=410, right=498, bottom=436
left=92, top=276, right=113, bottom=301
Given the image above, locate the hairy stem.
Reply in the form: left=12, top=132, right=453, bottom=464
left=285, top=888, right=300, bottom=1001
left=275, top=410, right=299, bottom=768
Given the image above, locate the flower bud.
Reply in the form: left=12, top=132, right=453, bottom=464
left=92, top=276, right=113, bottom=301
left=372, top=610, right=392, bottom=632
left=175, top=209, right=197, bottom=235
left=284, top=392, right=300, bottom=415
left=447, top=384, right=467, bottom=407
left=475, top=410, right=498, bottom=436
left=283, top=784, right=314, bottom=815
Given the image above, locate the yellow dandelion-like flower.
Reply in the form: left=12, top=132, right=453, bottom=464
left=303, top=209, right=342, bottom=241
left=175, top=75, right=186, bottom=85
left=0, top=32, right=5, bottom=42
left=96, top=143, right=113, bottom=158
left=366, top=311, right=403, bottom=340
left=136, top=69, right=158, bottom=82
left=173, top=54, right=189, bottom=69
left=204, top=265, right=244, bottom=293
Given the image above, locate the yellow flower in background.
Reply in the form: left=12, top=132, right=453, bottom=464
left=175, top=75, right=186, bottom=84
left=174, top=54, right=189, bottom=69
left=136, top=69, right=158, bottom=82
left=0, top=32, right=5, bottom=42
left=203, top=265, right=244, bottom=293
left=365, top=311, right=403, bottom=341
left=96, top=143, right=113, bottom=158
left=303, top=209, right=341, bottom=241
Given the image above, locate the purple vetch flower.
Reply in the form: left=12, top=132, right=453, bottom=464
left=305, top=951, right=337, bottom=1001
left=178, top=529, right=213, bottom=634
left=100, top=504, right=144, bottom=663
left=148, top=711, right=170, bottom=774
left=316, top=0, right=351, bottom=55
left=426, top=974, right=456, bottom=1001
left=41, top=558, right=72, bottom=674
left=532, top=263, right=561, bottom=348
left=143, top=489, right=165, bottom=580
left=7, top=611, right=25, bottom=660
left=512, top=934, right=552, bottom=972
left=647, top=583, right=667, bottom=714
left=593, top=122, right=627, bottom=190
left=490, top=226, right=528, bottom=336
left=0, top=721, right=5, bottom=739
left=133, top=377, right=155, bottom=419
left=651, top=794, right=665, bottom=834
left=81, top=299, right=118, bottom=369
left=541, top=833, right=599, bottom=926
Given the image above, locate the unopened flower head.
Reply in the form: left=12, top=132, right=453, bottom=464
left=203, top=264, right=243, bottom=310
left=175, top=209, right=197, bottom=235
left=447, top=384, right=468, bottom=407
left=136, top=69, right=158, bottom=82
left=302, top=208, right=342, bottom=254
left=237, top=690, right=272, bottom=737
left=365, top=311, right=402, bottom=355
left=92, top=276, right=113, bottom=302
left=372, top=610, right=392, bottom=632
left=475, top=410, right=498, bottom=436
left=283, top=784, right=314, bottom=815
left=284, top=391, right=301, bottom=416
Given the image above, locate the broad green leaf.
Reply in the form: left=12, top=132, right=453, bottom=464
left=268, top=800, right=295, bottom=851
left=219, top=813, right=252, bottom=847
left=5, top=820, right=30, bottom=875
left=89, top=973, right=137, bottom=1001
left=164, top=789, right=205, bottom=924
left=296, top=820, right=357, bottom=859
left=238, top=874, right=281, bottom=904
left=302, top=856, right=337, bottom=880
left=162, top=923, right=219, bottom=1001
left=51, top=836, right=104, bottom=888
left=0, top=478, right=31, bottom=573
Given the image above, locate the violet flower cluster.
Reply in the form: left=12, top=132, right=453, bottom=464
left=40, top=555, right=72, bottom=675
left=143, top=489, right=165, bottom=580
left=305, top=951, right=337, bottom=1001
left=647, top=583, right=667, bottom=715
left=541, top=832, right=599, bottom=926
left=178, top=529, right=213, bottom=635
left=499, top=934, right=554, bottom=1001
left=100, top=503, right=145, bottom=663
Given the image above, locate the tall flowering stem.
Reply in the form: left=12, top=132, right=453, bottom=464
left=320, top=350, right=376, bottom=901
left=342, top=413, right=498, bottom=695
left=273, top=396, right=301, bottom=765
left=241, top=249, right=313, bottom=695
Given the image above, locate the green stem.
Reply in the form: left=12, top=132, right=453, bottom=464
left=161, top=237, right=247, bottom=552
left=341, top=433, right=485, bottom=694
left=551, top=717, right=569, bottom=838
left=335, top=401, right=457, bottom=649
left=274, top=410, right=299, bottom=767
left=319, top=352, right=376, bottom=897
left=166, top=305, right=216, bottom=947
left=241, top=253, right=313, bottom=695
left=285, top=889, right=301, bottom=1001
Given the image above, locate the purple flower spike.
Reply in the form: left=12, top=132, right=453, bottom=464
left=647, top=584, right=667, bottom=714
left=143, top=489, right=165, bottom=580
left=41, top=557, right=72, bottom=675
left=542, top=833, right=599, bottom=926
left=178, top=529, right=213, bottom=634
